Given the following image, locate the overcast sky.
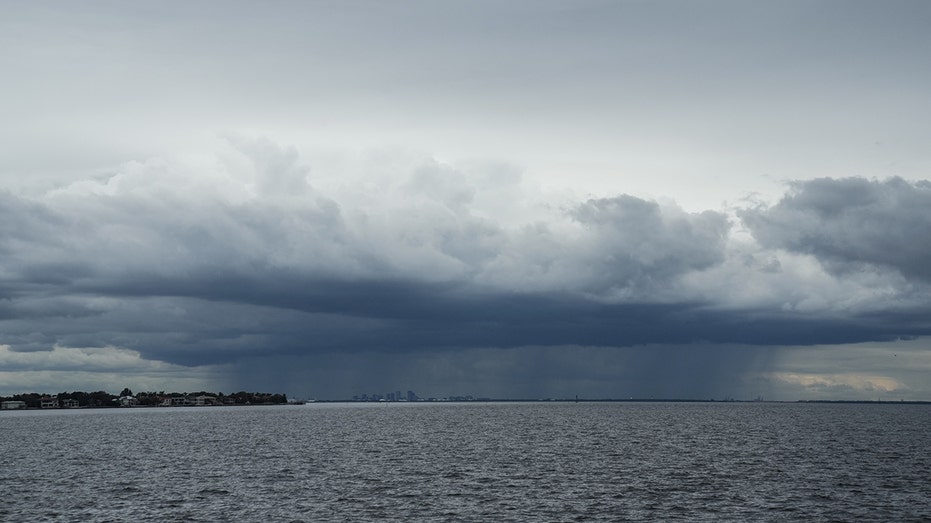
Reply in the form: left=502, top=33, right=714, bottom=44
left=2, top=1, right=930, bottom=400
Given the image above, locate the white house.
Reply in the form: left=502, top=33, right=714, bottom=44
left=193, top=395, right=218, bottom=406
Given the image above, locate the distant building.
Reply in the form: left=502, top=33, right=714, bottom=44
left=1, top=401, right=26, bottom=410
left=61, top=399, right=79, bottom=408
left=154, top=395, right=219, bottom=407
left=193, top=395, right=218, bottom=406
left=40, top=396, right=59, bottom=409
left=119, top=396, right=138, bottom=407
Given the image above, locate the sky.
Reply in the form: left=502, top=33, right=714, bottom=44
left=1, top=0, right=930, bottom=400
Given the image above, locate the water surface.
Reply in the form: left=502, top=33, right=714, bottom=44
left=1, top=402, right=928, bottom=521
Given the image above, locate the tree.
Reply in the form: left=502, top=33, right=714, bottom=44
left=119, top=388, right=133, bottom=397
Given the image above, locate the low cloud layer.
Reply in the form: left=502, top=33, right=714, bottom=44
left=1, top=140, right=929, bottom=398
left=0, top=343, right=226, bottom=394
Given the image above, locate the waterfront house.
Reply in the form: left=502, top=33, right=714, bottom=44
left=193, top=395, right=218, bottom=406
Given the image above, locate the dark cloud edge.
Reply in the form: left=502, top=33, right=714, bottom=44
left=76, top=271, right=931, bottom=363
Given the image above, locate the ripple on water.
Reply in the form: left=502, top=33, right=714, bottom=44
left=1, top=403, right=930, bottom=521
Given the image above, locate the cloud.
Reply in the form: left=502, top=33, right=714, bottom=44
left=566, top=195, right=729, bottom=296
left=3, top=0, right=931, bottom=401
left=745, top=337, right=931, bottom=401
left=770, top=372, right=906, bottom=395
left=1, top=140, right=930, bottom=398
left=741, top=177, right=931, bottom=281
left=2, top=137, right=734, bottom=300
left=0, top=344, right=226, bottom=394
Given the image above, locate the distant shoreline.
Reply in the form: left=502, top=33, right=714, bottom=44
left=314, top=398, right=931, bottom=405
left=6, top=400, right=929, bottom=411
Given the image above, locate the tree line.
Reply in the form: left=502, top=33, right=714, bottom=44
left=1, top=389, right=288, bottom=408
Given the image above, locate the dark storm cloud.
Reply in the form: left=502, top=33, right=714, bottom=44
left=2, top=144, right=930, bottom=382
left=0, top=147, right=733, bottom=366
left=4, top=1, right=931, bottom=399
left=230, top=344, right=780, bottom=401
left=21, top=267, right=916, bottom=372
left=741, top=177, right=931, bottom=281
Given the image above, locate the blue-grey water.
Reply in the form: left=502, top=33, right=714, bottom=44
left=1, top=402, right=929, bottom=522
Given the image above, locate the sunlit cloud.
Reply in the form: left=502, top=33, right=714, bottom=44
left=0, top=344, right=227, bottom=394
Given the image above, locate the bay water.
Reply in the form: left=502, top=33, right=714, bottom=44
left=1, top=402, right=928, bottom=521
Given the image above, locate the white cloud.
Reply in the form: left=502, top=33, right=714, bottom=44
left=756, top=338, right=931, bottom=400
left=770, top=372, right=907, bottom=395
left=1, top=138, right=740, bottom=299
left=2, top=139, right=929, bottom=323
left=0, top=344, right=227, bottom=394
